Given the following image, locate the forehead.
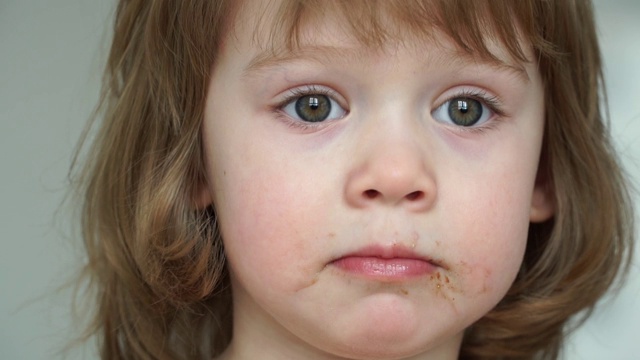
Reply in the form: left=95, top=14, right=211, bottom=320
left=228, top=0, right=536, bottom=71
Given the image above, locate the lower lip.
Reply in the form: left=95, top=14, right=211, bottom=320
left=331, top=257, right=436, bottom=280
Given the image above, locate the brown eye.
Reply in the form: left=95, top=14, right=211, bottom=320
left=295, top=95, right=332, bottom=122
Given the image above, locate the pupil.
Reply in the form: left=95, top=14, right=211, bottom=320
left=457, top=100, right=468, bottom=113
left=309, top=97, right=319, bottom=110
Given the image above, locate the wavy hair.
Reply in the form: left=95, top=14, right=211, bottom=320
left=73, top=1, right=634, bottom=359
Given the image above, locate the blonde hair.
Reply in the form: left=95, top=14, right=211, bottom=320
left=74, top=1, right=634, bottom=359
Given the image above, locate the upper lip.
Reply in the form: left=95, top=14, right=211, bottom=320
left=332, top=244, right=445, bottom=268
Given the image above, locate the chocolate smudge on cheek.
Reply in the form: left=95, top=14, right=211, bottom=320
left=426, top=269, right=461, bottom=315
left=456, top=260, right=494, bottom=296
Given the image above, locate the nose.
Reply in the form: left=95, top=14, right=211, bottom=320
left=344, top=130, right=437, bottom=212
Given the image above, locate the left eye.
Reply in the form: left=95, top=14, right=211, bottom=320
left=432, top=96, right=493, bottom=127
left=282, top=94, right=347, bottom=123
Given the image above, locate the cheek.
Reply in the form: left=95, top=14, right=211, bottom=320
left=212, top=151, right=331, bottom=291
left=443, top=164, right=533, bottom=300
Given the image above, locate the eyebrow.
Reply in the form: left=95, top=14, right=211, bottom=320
left=243, top=46, right=360, bottom=77
left=242, top=45, right=530, bottom=82
left=435, top=50, right=531, bottom=82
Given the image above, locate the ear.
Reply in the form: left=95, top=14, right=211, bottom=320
left=530, top=167, right=555, bottom=223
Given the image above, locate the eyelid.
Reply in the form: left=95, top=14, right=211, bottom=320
left=274, top=84, right=348, bottom=109
left=435, top=88, right=504, bottom=116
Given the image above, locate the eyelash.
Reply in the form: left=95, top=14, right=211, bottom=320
left=434, top=89, right=506, bottom=134
left=272, top=85, right=347, bottom=131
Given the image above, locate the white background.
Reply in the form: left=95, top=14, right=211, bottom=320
left=1, top=1, right=638, bottom=359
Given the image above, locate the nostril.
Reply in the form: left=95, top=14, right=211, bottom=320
left=364, top=189, right=379, bottom=199
left=406, top=191, right=424, bottom=201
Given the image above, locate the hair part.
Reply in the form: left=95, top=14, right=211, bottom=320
left=73, top=1, right=634, bottom=359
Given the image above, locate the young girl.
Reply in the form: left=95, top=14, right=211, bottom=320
left=74, top=0, right=634, bottom=359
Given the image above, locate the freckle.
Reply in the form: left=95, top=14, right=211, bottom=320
left=430, top=275, right=434, bottom=280
left=399, top=288, right=409, bottom=295
left=327, top=232, right=335, bottom=238
left=482, top=283, right=489, bottom=293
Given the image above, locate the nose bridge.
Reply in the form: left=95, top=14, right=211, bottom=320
left=344, top=104, right=437, bottom=211
left=368, top=123, right=425, bottom=185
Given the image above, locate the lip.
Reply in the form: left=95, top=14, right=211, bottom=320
left=330, top=245, right=440, bottom=281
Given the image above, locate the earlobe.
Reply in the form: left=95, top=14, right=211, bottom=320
left=530, top=147, right=555, bottom=223
left=194, top=182, right=214, bottom=210
left=530, top=183, right=555, bottom=223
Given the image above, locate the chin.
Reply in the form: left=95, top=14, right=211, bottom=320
left=319, top=335, right=456, bottom=360
left=307, top=306, right=460, bottom=360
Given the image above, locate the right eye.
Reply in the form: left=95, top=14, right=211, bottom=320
left=281, top=93, right=347, bottom=123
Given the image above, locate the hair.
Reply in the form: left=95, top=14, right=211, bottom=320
left=73, top=0, right=634, bottom=359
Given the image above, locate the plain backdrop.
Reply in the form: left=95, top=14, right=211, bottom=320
left=1, top=1, right=638, bottom=359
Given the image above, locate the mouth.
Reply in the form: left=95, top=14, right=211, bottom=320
left=329, top=245, right=442, bottom=282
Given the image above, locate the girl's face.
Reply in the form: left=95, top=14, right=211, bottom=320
left=201, top=2, right=553, bottom=359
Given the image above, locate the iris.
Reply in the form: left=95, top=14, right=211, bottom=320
left=295, top=95, right=331, bottom=122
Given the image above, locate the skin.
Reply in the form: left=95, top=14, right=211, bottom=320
left=200, top=2, right=554, bottom=359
